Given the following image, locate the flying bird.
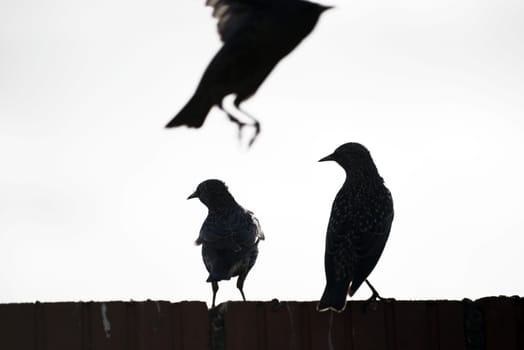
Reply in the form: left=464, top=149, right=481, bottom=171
left=166, top=0, right=332, bottom=146
left=188, top=179, right=265, bottom=307
left=317, top=143, right=394, bottom=313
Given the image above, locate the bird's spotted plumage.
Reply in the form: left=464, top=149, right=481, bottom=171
left=188, top=179, right=264, bottom=307
left=317, top=143, right=394, bottom=312
left=166, top=0, right=331, bottom=146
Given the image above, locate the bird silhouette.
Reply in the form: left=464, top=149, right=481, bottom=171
left=188, top=179, right=265, bottom=307
left=317, top=143, right=394, bottom=313
left=166, top=0, right=332, bottom=146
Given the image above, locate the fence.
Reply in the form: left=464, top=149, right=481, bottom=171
left=0, top=297, right=522, bottom=349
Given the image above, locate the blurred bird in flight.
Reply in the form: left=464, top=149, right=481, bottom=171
left=166, top=0, right=332, bottom=146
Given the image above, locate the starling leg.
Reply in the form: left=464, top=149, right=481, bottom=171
left=236, top=274, right=247, bottom=302
left=365, top=280, right=385, bottom=301
left=218, top=105, right=248, bottom=140
left=212, top=281, right=219, bottom=308
left=362, top=280, right=385, bottom=313
left=236, top=107, right=260, bottom=147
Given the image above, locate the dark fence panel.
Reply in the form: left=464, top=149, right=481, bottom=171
left=0, top=301, right=208, bottom=350
left=477, top=297, right=523, bottom=350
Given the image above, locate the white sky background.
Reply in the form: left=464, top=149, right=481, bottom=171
left=1, top=0, right=523, bottom=304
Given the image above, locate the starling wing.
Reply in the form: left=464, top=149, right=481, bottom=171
left=207, top=0, right=259, bottom=43
left=318, top=189, right=394, bottom=312
left=198, top=207, right=263, bottom=281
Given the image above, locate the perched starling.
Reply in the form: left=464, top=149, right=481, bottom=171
left=188, top=179, right=265, bottom=307
left=166, top=0, right=332, bottom=146
left=317, top=143, right=394, bottom=313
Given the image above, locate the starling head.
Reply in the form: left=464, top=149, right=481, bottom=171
left=319, top=142, right=378, bottom=176
left=188, top=179, right=236, bottom=209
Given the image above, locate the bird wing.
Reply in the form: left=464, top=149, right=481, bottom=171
left=205, top=0, right=273, bottom=42
left=354, top=209, right=393, bottom=261
left=197, top=219, right=243, bottom=252
left=197, top=208, right=262, bottom=252
left=349, top=204, right=393, bottom=294
left=247, top=210, right=265, bottom=241
left=324, top=193, right=356, bottom=281
left=325, top=190, right=394, bottom=284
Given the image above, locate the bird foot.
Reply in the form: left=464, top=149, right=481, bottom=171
left=362, top=291, right=395, bottom=313
left=270, top=298, right=284, bottom=311
left=247, top=120, right=261, bottom=148
left=363, top=293, right=379, bottom=313
left=223, top=111, right=260, bottom=147
left=225, top=112, right=247, bottom=139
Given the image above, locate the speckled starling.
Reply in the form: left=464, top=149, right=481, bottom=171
left=317, top=143, right=394, bottom=313
left=188, top=179, right=265, bottom=307
left=165, top=0, right=332, bottom=146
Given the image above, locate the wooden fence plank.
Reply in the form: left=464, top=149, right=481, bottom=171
left=0, top=303, right=35, bottom=350
left=179, top=301, right=209, bottom=350
left=89, top=302, right=126, bottom=350
left=351, top=301, right=388, bottom=350
left=437, top=301, right=465, bottom=350
left=393, top=301, right=429, bottom=350
left=478, top=297, right=519, bottom=350
left=42, top=302, right=83, bottom=350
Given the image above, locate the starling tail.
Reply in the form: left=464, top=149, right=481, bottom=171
left=318, top=280, right=350, bottom=312
left=166, top=94, right=212, bottom=128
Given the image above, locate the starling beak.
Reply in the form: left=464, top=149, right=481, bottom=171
left=317, top=143, right=394, bottom=313
left=187, top=179, right=265, bottom=307
left=187, top=191, right=198, bottom=200
left=318, top=153, right=335, bottom=162
left=166, top=0, right=331, bottom=146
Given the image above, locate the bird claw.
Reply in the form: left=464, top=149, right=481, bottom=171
left=225, top=112, right=246, bottom=138
left=362, top=291, right=394, bottom=313
left=247, top=121, right=261, bottom=148
left=270, top=298, right=283, bottom=311
left=221, top=107, right=261, bottom=146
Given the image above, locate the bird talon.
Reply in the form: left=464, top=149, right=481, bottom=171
left=247, top=122, right=261, bottom=147
left=247, top=135, right=257, bottom=148
left=237, top=125, right=243, bottom=141
left=270, top=298, right=283, bottom=311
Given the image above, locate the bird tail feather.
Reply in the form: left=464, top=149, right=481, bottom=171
left=317, top=282, right=349, bottom=313
left=165, top=94, right=212, bottom=128
left=207, top=272, right=231, bottom=282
